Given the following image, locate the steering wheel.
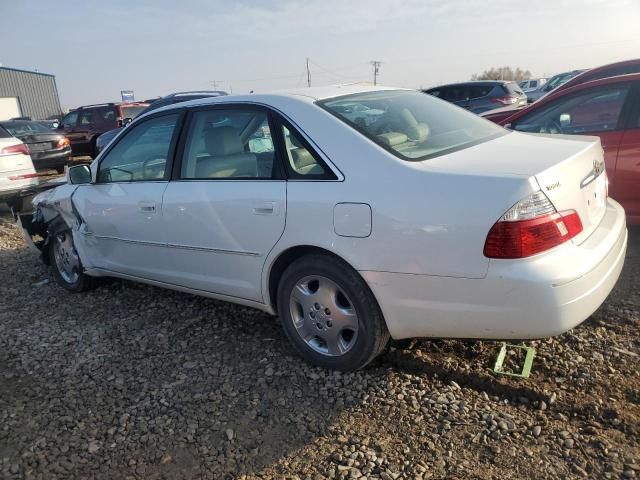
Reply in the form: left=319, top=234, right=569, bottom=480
left=540, top=118, right=563, bottom=134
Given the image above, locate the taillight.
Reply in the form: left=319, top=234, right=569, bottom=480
left=9, top=173, right=38, bottom=180
left=491, top=96, right=518, bottom=105
left=56, top=137, right=70, bottom=148
left=484, top=191, right=583, bottom=259
left=0, top=143, right=30, bottom=156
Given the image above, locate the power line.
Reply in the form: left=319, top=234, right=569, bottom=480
left=370, top=61, right=382, bottom=85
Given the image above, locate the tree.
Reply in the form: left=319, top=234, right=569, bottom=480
left=471, top=67, right=532, bottom=81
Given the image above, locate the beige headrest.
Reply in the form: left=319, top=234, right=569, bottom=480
left=406, top=123, right=430, bottom=142
left=377, top=132, right=408, bottom=147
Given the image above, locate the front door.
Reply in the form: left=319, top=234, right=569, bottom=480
left=161, top=106, right=286, bottom=302
left=73, top=112, right=182, bottom=278
left=58, top=111, right=80, bottom=153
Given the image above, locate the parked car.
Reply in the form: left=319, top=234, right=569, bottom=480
left=518, top=78, right=547, bottom=92
left=0, top=120, right=71, bottom=173
left=0, top=126, right=38, bottom=209
left=422, top=81, right=527, bottom=114
left=57, top=102, right=149, bottom=158
left=95, top=91, right=227, bottom=153
left=19, top=86, right=626, bottom=371
left=526, top=70, right=585, bottom=103
left=487, top=73, right=640, bottom=224
left=482, top=60, right=640, bottom=123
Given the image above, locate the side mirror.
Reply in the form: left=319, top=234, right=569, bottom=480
left=122, top=117, right=133, bottom=127
left=68, top=164, right=92, bottom=185
left=559, top=113, right=571, bottom=127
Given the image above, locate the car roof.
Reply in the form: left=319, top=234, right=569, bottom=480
left=142, top=84, right=404, bottom=116
left=502, top=72, right=640, bottom=123
left=554, top=58, right=640, bottom=93
left=425, top=80, right=511, bottom=90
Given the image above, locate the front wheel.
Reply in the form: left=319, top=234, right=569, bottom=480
left=277, top=254, right=390, bottom=371
left=49, top=231, right=95, bottom=292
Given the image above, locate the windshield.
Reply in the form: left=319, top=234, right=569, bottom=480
left=0, top=121, right=52, bottom=136
left=319, top=90, right=506, bottom=161
left=121, top=106, right=147, bottom=119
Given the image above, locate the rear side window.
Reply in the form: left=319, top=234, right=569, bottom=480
left=94, top=107, right=117, bottom=126
left=320, top=90, right=506, bottom=161
left=0, top=125, right=11, bottom=138
left=121, top=105, right=147, bottom=120
left=78, top=110, right=97, bottom=126
left=98, top=114, right=179, bottom=182
left=280, top=124, right=331, bottom=178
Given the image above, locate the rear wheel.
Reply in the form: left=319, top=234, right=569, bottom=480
left=277, top=254, right=389, bottom=371
left=49, top=231, right=95, bottom=292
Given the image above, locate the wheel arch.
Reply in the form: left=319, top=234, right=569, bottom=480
left=266, top=245, right=365, bottom=314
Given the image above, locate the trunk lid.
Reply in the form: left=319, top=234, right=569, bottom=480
left=424, top=131, right=608, bottom=242
left=0, top=138, right=35, bottom=174
left=534, top=134, right=607, bottom=243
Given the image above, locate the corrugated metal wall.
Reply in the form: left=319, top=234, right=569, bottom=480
left=0, top=67, right=62, bottom=120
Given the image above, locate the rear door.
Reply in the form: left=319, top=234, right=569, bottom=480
left=613, top=82, right=640, bottom=221
left=160, top=104, right=286, bottom=302
left=73, top=112, right=182, bottom=278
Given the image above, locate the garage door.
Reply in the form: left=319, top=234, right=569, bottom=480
left=0, top=97, right=21, bottom=121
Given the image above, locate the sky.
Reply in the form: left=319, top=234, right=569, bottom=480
left=1, top=0, right=639, bottom=109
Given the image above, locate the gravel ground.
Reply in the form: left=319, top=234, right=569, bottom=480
left=0, top=206, right=639, bottom=480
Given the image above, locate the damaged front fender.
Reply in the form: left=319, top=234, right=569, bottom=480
left=17, top=184, right=82, bottom=265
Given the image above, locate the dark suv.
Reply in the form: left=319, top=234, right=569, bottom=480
left=95, top=91, right=228, bottom=154
left=422, top=81, right=527, bottom=114
left=57, top=102, right=149, bottom=158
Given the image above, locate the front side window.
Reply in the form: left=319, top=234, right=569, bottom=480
left=181, top=109, right=276, bottom=179
left=511, top=85, right=630, bottom=134
left=320, top=90, right=506, bottom=161
left=61, top=111, right=78, bottom=127
left=97, top=114, right=179, bottom=182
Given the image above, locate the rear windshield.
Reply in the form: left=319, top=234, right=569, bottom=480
left=1, top=121, right=51, bottom=136
left=121, top=106, right=147, bottom=119
left=0, top=125, right=11, bottom=138
left=319, top=90, right=506, bottom=161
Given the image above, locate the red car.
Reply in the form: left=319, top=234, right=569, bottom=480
left=486, top=73, right=640, bottom=224
left=483, top=58, right=640, bottom=124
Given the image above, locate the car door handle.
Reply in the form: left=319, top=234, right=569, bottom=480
left=253, top=201, right=277, bottom=215
left=139, top=201, right=156, bottom=213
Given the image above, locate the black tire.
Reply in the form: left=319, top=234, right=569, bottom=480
left=48, top=230, right=96, bottom=292
left=277, top=253, right=390, bottom=371
left=55, top=165, right=65, bottom=174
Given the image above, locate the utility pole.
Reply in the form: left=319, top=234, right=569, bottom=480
left=210, top=80, right=223, bottom=90
left=370, top=61, right=382, bottom=86
left=306, top=58, right=311, bottom=88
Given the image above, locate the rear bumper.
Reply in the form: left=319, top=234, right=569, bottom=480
left=31, top=148, right=71, bottom=169
left=0, top=180, right=38, bottom=202
left=362, top=198, right=627, bottom=340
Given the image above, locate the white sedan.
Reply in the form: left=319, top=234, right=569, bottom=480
left=19, top=85, right=627, bottom=371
